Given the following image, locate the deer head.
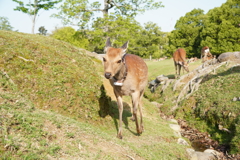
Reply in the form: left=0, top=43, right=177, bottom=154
left=103, top=38, right=129, bottom=79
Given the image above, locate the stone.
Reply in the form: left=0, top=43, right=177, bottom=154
left=178, top=138, right=189, bottom=146
left=204, top=149, right=221, bottom=157
left=167, top=119, right=178, bottom=124
left=169, top=124, right=181, bottom=132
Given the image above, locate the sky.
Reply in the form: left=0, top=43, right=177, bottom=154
left=0, top=0, right=227, bottom=34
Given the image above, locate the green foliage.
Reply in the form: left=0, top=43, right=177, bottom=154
left=51, top=26, right=89, bottom=49
left=169, top=0, right=240, bottom=58
left=200, top=0, right=240, bottom=55
left=178, top=64, right=240, bottom=154
left=12, top=0, right=62, bottom=33
left=38, top=26, right=47, bottom=35
left=53, top=16, right=169, bottom=59
left=169, top=9, right=205, bottom=58
left=135, top=22, right=168, bottom=58
left=12, top=0, right=62, bottom=15
left=0, top=17, right=14, bottom=31
left=86, top=15, right=142, bottom=54
left=52, top=0, right=163, bottom=29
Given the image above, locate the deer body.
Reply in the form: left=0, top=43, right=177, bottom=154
left=173, top=48, right=189, bottom=78
left=103, top=38, right=148, bottom=139
left=201, top=46, right=213, bottom=63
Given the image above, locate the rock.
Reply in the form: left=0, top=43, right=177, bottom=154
left=169, top=124, right=181, bottom=132
left=217, top=51, right=240, bottom=63
left=204, top=149, right=221, bottom=158
left=194, top=151, right=216, bottom=160
left=233, top=97, right=240, bottom=101
left=169, top=124, right=181, bottom=137
left=233, top=97, right=238, bottom=101
left=178, top=138, right=189, bottom=146
left=167, top=119, right=178, bottom=124
left=156, top=75, right=169, bottom=84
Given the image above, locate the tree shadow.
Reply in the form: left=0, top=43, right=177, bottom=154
left=98, top=85, right=138, bottom=136
left=201, top=65, right=240, bottom=83
left=166, top=74, right=176, bottom=79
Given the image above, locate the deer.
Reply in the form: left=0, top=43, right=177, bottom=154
left=201, top=46, right=213, bottom=63
left=102, top=38, right=148, bottom=139
left=173, top=48, right=189, bottom=78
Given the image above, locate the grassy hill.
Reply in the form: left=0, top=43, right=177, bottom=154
left=145, top=59, right=240, bottom=154
left=0, top=30, right=189, bottom=159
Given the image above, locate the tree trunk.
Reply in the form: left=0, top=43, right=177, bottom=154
left=103, top=0, right=109, bottom=18
left=32, top=15, right=36, bottom=34
left=31, top=0, right=38, bottom=34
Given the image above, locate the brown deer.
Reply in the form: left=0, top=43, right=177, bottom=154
left=173, top=48, right=189, bottom=78
left=201, top=46, right=213, bottom=63
left=103, top=38, right=148, bottom=139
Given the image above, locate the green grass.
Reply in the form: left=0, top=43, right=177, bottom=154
left=146, top=59, right=202, bottom=80
left=146, top=59, right=240, bottom=154
left=0, top=30, right=189, bottom=159
left=179, top=64, right=240, bottom=154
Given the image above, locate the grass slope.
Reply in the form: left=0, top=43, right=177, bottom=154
left=146, top=59, right=240, bottom=154
left=0, top=30, right=189, bottom=159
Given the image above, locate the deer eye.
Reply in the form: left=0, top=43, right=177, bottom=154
left=117, top=60, right=122, bottom=63
left=103, top=57, right=106, bottom=62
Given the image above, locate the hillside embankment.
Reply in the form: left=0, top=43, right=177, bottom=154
left=1, top=30, right=190, bottom=159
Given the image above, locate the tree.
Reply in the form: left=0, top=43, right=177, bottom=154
left=169, top=9, right=206, bottom=58
left=0, top=17, right=14, bottom=31
left=85, top=15, right=142, bottom=53
left=200, top=0, right=240, bottom=55
left=38, top=26, right=47, bottom=35
left=136, top=22, right=166, bottom=58
left=53, top=0, right=163, bottom=29
left=51, top=26, right=89, bottom=49
left=12, top=0, right=62, bottom=34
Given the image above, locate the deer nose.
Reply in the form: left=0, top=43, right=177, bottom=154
left=105, top=72, right=111, bottom=79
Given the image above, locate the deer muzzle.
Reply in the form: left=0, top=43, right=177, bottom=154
left=104, top=72, right=112, bottom=79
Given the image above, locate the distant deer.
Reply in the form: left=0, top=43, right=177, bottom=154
left=201, top=46, right=213, bottom=63
left=173, top=48, right=189, bottom=78
left=103, top=38, right=148, bottom=139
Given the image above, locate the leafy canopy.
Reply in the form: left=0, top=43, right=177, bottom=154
left=0, top=17, right=14, bottom=31
left=12, top=0, right=62, bottom=33
left=52, top=0, right=164, bottom=29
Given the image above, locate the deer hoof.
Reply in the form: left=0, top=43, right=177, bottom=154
left=117, top=134, right=123, bottom=139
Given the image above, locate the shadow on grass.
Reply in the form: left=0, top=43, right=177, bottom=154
left=201, top=65, right=240, bottom=83
left=166, top=74, right=175, bottom=79
left=98, top=85, right=138, bottom=136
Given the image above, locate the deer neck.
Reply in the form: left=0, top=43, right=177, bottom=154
left=113, top=54, right=128, bottom=81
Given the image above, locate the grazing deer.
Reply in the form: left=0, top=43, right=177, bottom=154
left=173, top=48, right=189, bottom=78
left=103, top=38, right=148, bottom=139
left=201, top=46, right=213, bottom=63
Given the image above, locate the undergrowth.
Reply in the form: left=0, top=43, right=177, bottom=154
left=177, top=64, right=240, bottom=154
left=146, top=60, right=240, bottom=154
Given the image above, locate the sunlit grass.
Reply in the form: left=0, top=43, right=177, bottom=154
left=0, top=30, right=190, bottom=159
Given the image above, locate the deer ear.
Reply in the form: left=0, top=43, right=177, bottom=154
left=121, top=40, right=129, bottom=53
left=104, top=38, right=111, bottom=53
left=105, top=38, right=111, bottom=48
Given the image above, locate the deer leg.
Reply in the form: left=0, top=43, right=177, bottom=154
left=138, top=90, right=144, bottom=133
left=174, top=63, right=178, bottom=79
left=178, top=64, right=182, bottom=77
left=115, top=94, right=123, bottom=139
left=131, top=91, right=142, bottom=135
left=130, top=98, right=135, bottom=121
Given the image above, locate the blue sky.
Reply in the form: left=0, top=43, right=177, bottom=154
left=0, top=0, right=226, bottom=34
